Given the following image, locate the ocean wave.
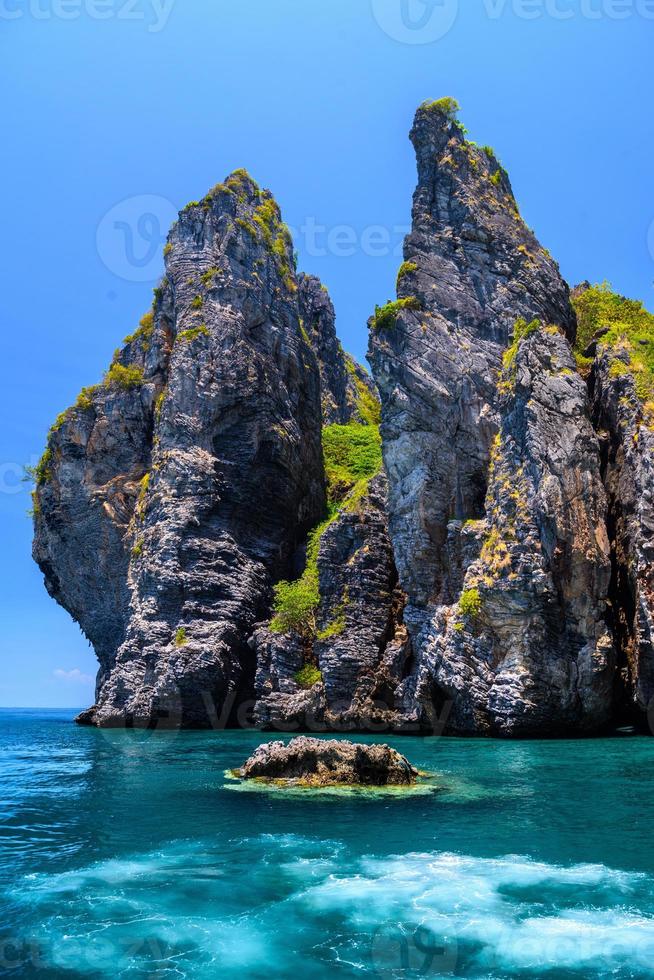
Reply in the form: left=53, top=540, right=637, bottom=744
left=5, top=844, right=654, bottom=977
left=304, top=851, right=654, bottom=976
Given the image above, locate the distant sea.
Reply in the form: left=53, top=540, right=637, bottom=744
left=2, top=708, right=654, bottom=978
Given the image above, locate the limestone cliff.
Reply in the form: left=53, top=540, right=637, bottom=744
left=32, top=102, right=654, bottom=736
left=252, top=291, right=406, bottom=732
left=368, top=99, right=647, bottom=735
left=573, top=283, right=654, bottom=725
left=34, top=171, right=326, bottom=727
left=368, top=99, right=576, bottom=637
left=393, top=323, right=614, bottom=735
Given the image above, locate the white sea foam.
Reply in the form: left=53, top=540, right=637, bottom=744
left=303, top=851, right=654, bottom=975
left=9, top=843, right=654, bottom=977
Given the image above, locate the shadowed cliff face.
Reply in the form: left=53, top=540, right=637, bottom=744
left=368, top=101, right=618, bottom=735
left=251, top=287, right=407, bottom=734
left=34, top=171, right=326, bottom=728
left=581, top=310, right=654, bottom=725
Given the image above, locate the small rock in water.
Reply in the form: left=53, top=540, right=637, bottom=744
left=238, top=737, right=418, bottom=787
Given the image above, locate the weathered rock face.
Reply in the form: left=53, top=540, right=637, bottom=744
left=252, top=473, right=408, bottom=732
left=369, top=102, right=576, bottom=635
left=590, top=352, right=654, bottom=720
left=33, top=102, right=654, bottom=738
left=298, top=273, right=377, bottom=425
left=34, top=171, right=326, bottom=728
left=31, top=384, right=155, bottom=688
left=396, top=325, right=614, bottom=735
left=237, top=736, right=418, bottom=786
left=369, top=101, right=619, bottom=735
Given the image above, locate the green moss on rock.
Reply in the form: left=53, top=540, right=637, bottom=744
left=104, top=363, right=145, bottom=390
left=396, top=261, right=418, bottom=290
left=294, top=664, right=323, bottom=689
left=573, top=283, right=654, bottom=401
left=371, top=297, right=422, bottom=332
left=270, top=422, right=383, bottom=639
left=420, top=97, right=460, bottom=121
left=178, top=324, right=209, bottom=343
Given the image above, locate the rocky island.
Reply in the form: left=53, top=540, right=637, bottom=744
left=236, top=737, right=419, bottom=787
left=32, top=98, right=654, bottom=738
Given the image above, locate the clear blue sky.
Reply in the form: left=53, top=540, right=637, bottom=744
left=1, top=0, right=652, bottom=706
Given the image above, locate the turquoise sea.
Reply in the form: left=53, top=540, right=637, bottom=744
left=2, top=710, right=654, bottom=978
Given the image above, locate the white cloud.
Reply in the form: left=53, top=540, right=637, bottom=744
left=53, top=668, right=94, bottom=685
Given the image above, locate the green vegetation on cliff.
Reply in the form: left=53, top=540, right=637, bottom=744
left=322, top=423, right=382, bottom=505
left=371, top=297, right=422, bottom=331
left=572, top=283, right=654, bottom=401
left=502, top=318, right=541, bottom=373
left=104, top=363, right=145, bottom=390
left=178, top=324, right=209, bottom=343
left=123, top=311, right=154, bottom=349
left=25, top=450, right=53, bottom=488
left=75, top=386, right=100, bottom=411
left=345, top=356, right=381, bottom=426
left=270, top=420, right=382, bottom=640
left=396, top=261, right=418, bottom=289
left=294, top=664, right=323, bottom=689
left=421, top=96, right=460, bottom=121
left=269, top=517, right=328, bottom=637
left=316, top=594, right=348, bottom=641
left=459, top=588, right=482, bottom=619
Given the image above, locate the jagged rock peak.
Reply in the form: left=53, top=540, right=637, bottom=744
left=404, top=97, right=576, bottom=343
left=369, top=99, right=580, bottom=631
left=298, top=273, right=379, bottom=425
left=368, top=99, right=612, bottom=735
left=34, top=168, right=326, bottom=729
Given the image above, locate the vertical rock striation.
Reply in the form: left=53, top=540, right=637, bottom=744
left=252, top=285, right=406, bottom=732
left=572, top=282, right=654, bottom=725
left=369, top=100, right=614, bottom=734
left=33, top=104, right=654, bottom=737
left=591, top=357, right=654, bottom=720
left=399, top=324, right=613, bottom=735
left=34, top=171, right=325, bottom=727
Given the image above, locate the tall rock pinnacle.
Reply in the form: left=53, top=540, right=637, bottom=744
left=369, top=99, right=614, bottom=734
left=33, top=171, right=325, bottom=727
